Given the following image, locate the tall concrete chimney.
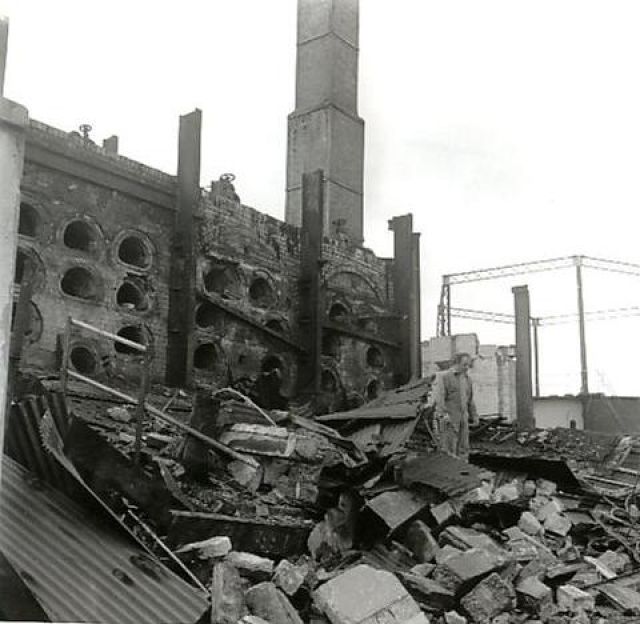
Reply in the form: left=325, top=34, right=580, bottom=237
left=285, top=0, right=364, bottom=245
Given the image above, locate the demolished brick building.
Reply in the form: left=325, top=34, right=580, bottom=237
left=12, top=0, right=421, bottom=408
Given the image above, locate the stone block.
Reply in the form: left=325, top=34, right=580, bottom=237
left=518, top=512, right=543, bottom=536
left=507, top=538, right=540, bottom=562
left=543, top=513, right=572, bottom=537
left=518, top=559, right=548, bottom=582
left=516, top=576, right=554, bottom=618
left=556, top=585, right=595, bottom=613
left=522, top=480, right=537, bottom=498
left=406, top=520, right=440, bottom=563
left=175, top=535, right=232, bottom=559
left=274, top=559, right=309, bottom=596
left=245, top=582, right=304, bottom=624
left=536, top=480, right=557, bottom=497
left=582, top=556, right=616, bottom=581
left=599, top=585, right=640, bottom=614
left=226, top=551, right=274, bottom=582
left=493, top=482, right=520, bottom=502
left=460, top=573, right=516, bottom=623
left=313, top=564, right=429, bottom=624
left=433, top=548, right=505, bottom=594
left=440, top=526, right=502, bottom=554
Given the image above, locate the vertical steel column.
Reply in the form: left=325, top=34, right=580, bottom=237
left=574, top=256, right=589, bottom=395
left=531, top=317, right=540, bottom=397
left=512, top=285, right=535, bottom=428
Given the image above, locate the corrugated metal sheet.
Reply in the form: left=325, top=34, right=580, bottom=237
left=0, top=456, right=208, bottom=624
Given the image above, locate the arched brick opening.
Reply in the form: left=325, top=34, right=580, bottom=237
left=116, top=280, right=148, bottom=311
left=61, top=267, right=100, bottom=301
left=18, top=203, right=39, bottom=238
left=249, top=277, right=275, bottom=307
left=366, top=346, right=384, bottom=368
left=193, top=343, right=217, bottom=371
left=329, top=302, right=349, bottom=323
left=265, top=319, right=284, bottom=334
left=118, top=235, right=151, bottom=269
left=321, top=369, right=339, bottom=393
left=366, top=378, right=380, bottom=400
left=195, top=301, right=221, bottom=328
left=14, top=249, right=27, bottom=284
left=115, top=325, right=146, bottom=355
left=70, top=345, right=98, bottom=376
left=63, top=220, right=99, bottom=253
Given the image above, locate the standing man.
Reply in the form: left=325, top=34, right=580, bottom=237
left=433, top=352, right=479, bottom=459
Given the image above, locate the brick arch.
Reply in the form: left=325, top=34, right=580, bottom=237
left=324, top=270, right=382, bottom=303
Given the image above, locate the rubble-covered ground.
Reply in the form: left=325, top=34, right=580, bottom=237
left=6, top=375, right=640, bottom=624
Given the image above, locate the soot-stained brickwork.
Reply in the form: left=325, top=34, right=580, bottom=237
left=14, top=118, right=417, bottom=407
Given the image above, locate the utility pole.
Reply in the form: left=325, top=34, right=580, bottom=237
left=574, top=256, right=589, bottom=395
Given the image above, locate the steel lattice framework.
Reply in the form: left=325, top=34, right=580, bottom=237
left=436, top=255, right=640, bottom=394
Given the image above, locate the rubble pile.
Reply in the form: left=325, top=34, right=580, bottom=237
left=7, top=380, right=640, bottom=624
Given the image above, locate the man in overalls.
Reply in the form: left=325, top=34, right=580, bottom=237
left=433, top=352, right=479, bottom=460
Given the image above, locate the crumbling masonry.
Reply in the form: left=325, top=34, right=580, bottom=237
left=12, top=0, right=422, bottom=406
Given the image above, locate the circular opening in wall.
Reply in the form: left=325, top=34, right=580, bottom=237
left=70, top=346, right=98, bottom=376
left=322, top=334, right=340, bottom=357
left=61, top=267, right=100, bottom=301
left=19, top=203, right=39, bottom=238
left=249, top=277, right=275, bottom=307
left=195, top=301, right=220, bottom=329
left=116, top=280, right=148, bottom=311
left=265, top=319, right=284, bottom=334
left=14, top=249, right=27, bottom=284
left=329, top=302, right=349, bottom=323
left=193, top=343, right=217, bottom=371
left=366, top=346, right=384, bottom=368
left=115, top=326, right=145, bottom=355
left=63, top=220, right=99, bottom=253
left=118, top=235, right=151, bottom=269
left=321, top=369, right=338, bottom=393
left=366, top=379, right=380, bottom=400
left=203, top=266, right=227, bottom=295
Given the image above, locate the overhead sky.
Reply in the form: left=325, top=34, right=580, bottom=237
left=3, top=0, right=640, bottom=396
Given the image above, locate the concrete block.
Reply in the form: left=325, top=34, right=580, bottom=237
left=460, top=573, right=516, bottom=623
left=543, top=513, right=572, bottom=537
left=556, top=585, right=595, bottom=613
left=313, top=564, right=429, bottom=624
left=175, top=535, right=232, bottom=559
left=518, top=512, right=543, bottom=536
left=433, top=548, right=505, bottom=594
left=273, top=559, right=309, bottom=596
left=516, top=576, right=554, bottom=618
left=226, top=551, right=274, bottom=582
left=245, top=582, right=304, bottom=624
left=405, top=520, right=440, bottom=563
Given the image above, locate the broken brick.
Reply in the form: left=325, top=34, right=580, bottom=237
left=226, top=552, right=274, bottom=582
left=410, top=562, right=436, bottom=577
left=433, top=547, right=505, bottom=594
left=273, top=559, right=309, bottom=596
left=556, top=585, right=595, bottom=613
left=535, top=498, right=564, bottom=523
left=175, top=535, right=232, bottom=559
left=435, top=545, right=464, bottom=565
left=543, top=513, right=572, bottom=537
left=398, top=572, right=456, bottom=611
left=245, top=582, right=304, bottom=624
left=431, top=500, right=457, bottom=527
left=460, top=572, right=516, bottom=623
left=445, top=611, right=468, bottom=624
left=518, top=512, right=543, bottom=536
left=516, top=576, right=554, bottom=619
left=596, top=550, right=631, bottom=575
left=405, top=520, right=440, bottom=563
left=211, top=560, right=248, bottom=624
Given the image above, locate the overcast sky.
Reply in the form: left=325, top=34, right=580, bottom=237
left=3, top=0, right=640, bottom=396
